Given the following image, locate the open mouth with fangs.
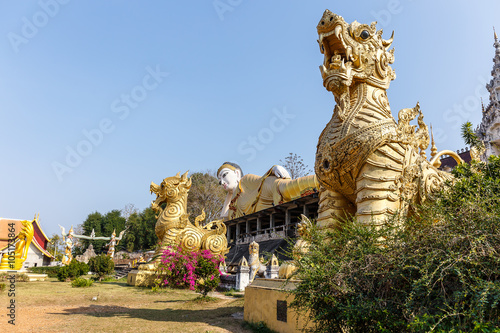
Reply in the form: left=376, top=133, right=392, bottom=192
left=318, top=25, right=357, bottom=78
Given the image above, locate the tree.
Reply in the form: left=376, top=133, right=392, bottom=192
left=186, top=171, right=226, bottom=223
left=46, top=234, right=64, bottom=261
left=102, top=210, right=126, bottom=240
left=155, top=246, right=224, bottom=297
left=57, top=259, right=89, bottom=282
left=81, top=212, right=105, bottom=252
left=88, top=254, right=114, bottom=281
left=279, top=153, right=313, bottom=179
left=461, top=121, right=484, bottom=149
left=80, top=210, right=127, bottom=254
left=121, top=203, right=139, bottom=221
left=122, top=207, right=157, bottom=252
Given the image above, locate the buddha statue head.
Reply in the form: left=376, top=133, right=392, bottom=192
left=217, top=162, right=244, bottom=192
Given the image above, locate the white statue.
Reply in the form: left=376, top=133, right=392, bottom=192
left=105, top=230, right=120, bottom=258
left=217, top=162, right=294, bottom=220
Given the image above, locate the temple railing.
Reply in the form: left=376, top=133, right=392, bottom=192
left=224, top=193, right=319, bottom=245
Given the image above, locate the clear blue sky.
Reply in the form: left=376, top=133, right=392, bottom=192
left=1, top=1, right=499, bottom=237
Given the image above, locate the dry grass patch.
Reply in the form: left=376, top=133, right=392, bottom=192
left=0, top=278, right=249, bottom=332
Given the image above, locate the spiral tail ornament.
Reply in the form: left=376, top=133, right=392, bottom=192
left=176, top=227, right=203, bottom=253
left=203, top=234, right=229, bottom=256
left=419, top=166, right=452, bottom=203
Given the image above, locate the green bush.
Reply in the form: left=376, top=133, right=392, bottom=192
left=242, top=321, right=277, bottom=333
left=0, top=283, right=5, bottom=292
left=155, top=246, right=224, bottom=297
left=71, top=277, right=93, bottom=288
left=290, top=155, right=500, bottom=332
left=98, top=276, right=116, bottom=282
left=88, top=254, right=114, bottom=281
left=194, top=250, right=222, bottom=297
left=16, top=273, right=29, bottom=282
left=28, top=266, right=60, bottom=278
left=57, top=260, right=89, bottom=282
left=223, top=289, right=244, bottom=298
left=0, top=273, right=29, bottom=282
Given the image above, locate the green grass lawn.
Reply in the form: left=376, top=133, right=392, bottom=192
left=0, top=277, right=249, bottom=332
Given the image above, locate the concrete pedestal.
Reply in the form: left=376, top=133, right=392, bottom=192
left=244, top=279, right=312, bottom=333
left=127, top=269, right=156, bottom=287
left=25, top=273, right=48, bottom=281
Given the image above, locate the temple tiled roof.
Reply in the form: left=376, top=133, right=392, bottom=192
left=0, top=218, right=55, bottom=259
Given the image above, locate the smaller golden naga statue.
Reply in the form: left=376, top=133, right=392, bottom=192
left=278, top=215, right=312, bottom=279
left=248, top=241, right=266, bottom=282
left=141, top=171, right=228, bottom=270
left=0, top=217, right=36, bottom=271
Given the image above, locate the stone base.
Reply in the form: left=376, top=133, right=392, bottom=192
left=25, top=273, right=48, bottom=281
left=127, top=269, right=156, bottom=287
left=244, top=279, right=312, bottom=333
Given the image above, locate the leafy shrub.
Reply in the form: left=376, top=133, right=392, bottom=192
left=0, top=283, right=5, bottom=292
left=155, top=245, right=224, bottom=296
left=71, top=277, right=93, bottom=287
left=242, top=321, right=277, bottom=333
left=290, top=155, right=500, bottom=332
left=28, top=266, right=60, bottom=278
left=88, top=254, right=114, bottom=281
left=16, top=273, right=29, bottom=282
left=223, top=289, right=244, bottom=298
left=0, top=273, right=30, bottom=282
left=191, top=295, right=219, bottom=303
left=57, top=259, right=89, bottom=282
left=98, top=276, right=116, bottom=282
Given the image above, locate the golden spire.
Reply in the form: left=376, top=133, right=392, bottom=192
left=494, top=26, right=498, bottom=42
left=430, top=124, right=438, bottom=160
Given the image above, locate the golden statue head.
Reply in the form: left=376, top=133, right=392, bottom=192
left=150, top=171, right=192, bottom=213
left=317, top=10, right=395, bottom=96
left=249, top=241, right=259, bottom=255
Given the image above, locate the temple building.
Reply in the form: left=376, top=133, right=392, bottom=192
left=0, top=218, right=54, bottom=268
left=477, top=28, right=500, bottom=159
left=224, top=191, right=319, bottom=266
left=438, top=148, right=472, bottom=171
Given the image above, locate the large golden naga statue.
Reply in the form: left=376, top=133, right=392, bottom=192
left=0, top=218, right=35, bottom=271
left=146, top=171, right=228, bottom=267
left=314, top=10, right=462, bottom=228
